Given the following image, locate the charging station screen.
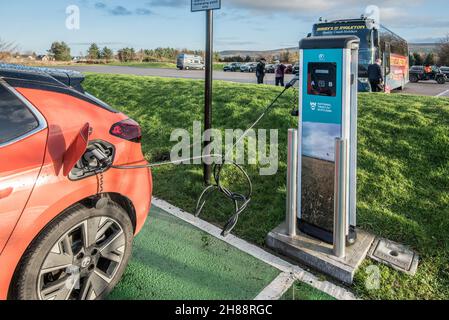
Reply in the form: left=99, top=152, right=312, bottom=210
left=307, top=63, right=337, bottom=97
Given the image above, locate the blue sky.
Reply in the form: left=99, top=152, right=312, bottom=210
left=1, top=0, right=448, bottom=55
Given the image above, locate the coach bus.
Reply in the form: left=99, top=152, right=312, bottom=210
left=311, top=17, right=409, bottom=92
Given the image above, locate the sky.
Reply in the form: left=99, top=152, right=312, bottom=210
left=1, top=0, right=448, bottom=55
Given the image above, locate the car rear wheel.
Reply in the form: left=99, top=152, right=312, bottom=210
left=9, top=201, right=133, bottom=300
left=409, top=75, right=419, bottom=83
left=437, top=76, right=446, bottom=84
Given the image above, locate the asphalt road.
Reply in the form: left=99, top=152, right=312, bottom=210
left=392, top=81, right=449, bottom=97
left=57, top=65, right=295, bottom=86
left=60, top=65, right=449, bottom=97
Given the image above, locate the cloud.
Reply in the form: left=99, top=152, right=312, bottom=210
left=135, top=8, right=152, bottom=15
left=110, top=6, right=133, bottom=16
left=226, top=0, right=423, bottom=13
left=94, top=2, right=106, bottom=9
left=145, top=0, right=188, bottom=7
left=92, top=2, right=152, bottom=16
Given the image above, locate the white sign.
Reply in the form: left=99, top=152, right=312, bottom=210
left=191, top=0, right=221, bottom=12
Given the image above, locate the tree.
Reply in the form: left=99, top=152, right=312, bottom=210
left=424, top=52, right=436, bottom=66
left=87, top=43, right=100, bottom=60
left=0, top=38, right=17, bottom=60
left=100, top=47, right=114, bottom=60
left=280, top=50, right=291, bottom=63
left=412, top=52, right=423, bottom=66
left=117, top=47, right=136, bottom=62
left=48, top=41, right=71, bottom=61
left=409, top=53, right=416, bottom=66
left=437, top=34, right=449, bottom=66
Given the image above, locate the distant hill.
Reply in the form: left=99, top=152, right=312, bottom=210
left=409, top=43, right=439, bottom=54
left=220, top=47, right=297, bottom=59
left=220, top=43, right=440, bottom=58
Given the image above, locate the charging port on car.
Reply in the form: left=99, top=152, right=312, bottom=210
left=69, top=140, right=115, bottom=180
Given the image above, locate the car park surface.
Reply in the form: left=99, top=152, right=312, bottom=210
left=55, top=65, right=295, bottom=85
left=54, top=65, right=449, bottom=97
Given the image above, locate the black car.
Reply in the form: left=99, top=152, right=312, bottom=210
left=265, top=64, right=276, bottom=73
left=223, top=62, right=242, bottom=72
left=409, top=66, right=447, bottom=84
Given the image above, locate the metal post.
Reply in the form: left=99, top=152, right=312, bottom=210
left=286, top=129, right=298, bottom=237
left=333, top=138, right=347, bottom=258
left=203, top=9, right=213, bottom=185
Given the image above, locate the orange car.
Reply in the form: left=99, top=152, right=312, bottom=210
left=0, top=64, right=152, bottom=300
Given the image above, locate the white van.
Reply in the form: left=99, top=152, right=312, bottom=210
left=177, top=54, right=205, bottom=70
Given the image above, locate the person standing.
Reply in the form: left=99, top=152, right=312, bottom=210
left=367, top=58, right=384, bottom=92
left=256, top=58, right=266, bottom=84
left=275, top=62, right=286, bottom=87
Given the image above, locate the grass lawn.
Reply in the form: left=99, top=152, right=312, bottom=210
left=84, top=73, right=449, bottom=300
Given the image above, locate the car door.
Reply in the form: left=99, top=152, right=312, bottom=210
left=0, top=82, right=47, bottom=254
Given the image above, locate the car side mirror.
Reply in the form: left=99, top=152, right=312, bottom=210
left=63, top=123, right=90, bottom=176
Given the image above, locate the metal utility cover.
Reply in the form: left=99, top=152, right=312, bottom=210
left=368, top=238, right=419, bottom=276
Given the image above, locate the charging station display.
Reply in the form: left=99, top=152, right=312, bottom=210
left=307, top=62, right=337, bottom=97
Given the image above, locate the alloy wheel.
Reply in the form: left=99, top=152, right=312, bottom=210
left=37, top=216, right=126, bottom=300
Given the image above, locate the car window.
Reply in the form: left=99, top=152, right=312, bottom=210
left=0, top=84, right=39, bottom=144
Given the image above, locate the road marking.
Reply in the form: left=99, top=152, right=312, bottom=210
left=152, top=197, right=357, bottom=301
left=436, top=89, right=449, bottom=97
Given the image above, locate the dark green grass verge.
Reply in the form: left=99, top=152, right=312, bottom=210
left=84, top=73, right=449, bottom=300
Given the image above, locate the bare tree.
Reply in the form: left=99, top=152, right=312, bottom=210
left=0, top=38, right=17, bottom=60
left=437, top=34, right=449, bottom=66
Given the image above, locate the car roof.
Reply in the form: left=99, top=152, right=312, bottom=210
left=0, top=63, right=118, bottom=113
left=0, top=63, right=85, bottom=93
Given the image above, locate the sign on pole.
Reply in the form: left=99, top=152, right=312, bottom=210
left=191, top=0, right=221, bottom=12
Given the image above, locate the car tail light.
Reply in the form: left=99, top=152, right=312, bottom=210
left=110, top=119, right=142, bottom=143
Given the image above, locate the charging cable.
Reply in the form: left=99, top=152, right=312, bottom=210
left=107, top=81, right=297, bottom=236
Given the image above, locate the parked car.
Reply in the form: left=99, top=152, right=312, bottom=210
left=0, top=64, right=153, bottom=300
left=440, top=66, right=449, bottom=77
left=265, top=64, right=275, bottom=73
left=177, top=53, right=205, bottom=70
left=223, top=62, right=242, bottom=72
left=240, top=62, right=258, bottom=73
left=409, top=65, right=447, bottom=84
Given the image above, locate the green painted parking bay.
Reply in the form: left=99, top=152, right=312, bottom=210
left=109, top=206, right=280, bottom=300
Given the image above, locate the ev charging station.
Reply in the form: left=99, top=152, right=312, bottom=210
left=298, top=36, right=359, bottom=249
left=267, top=36, right=376, bottom=284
